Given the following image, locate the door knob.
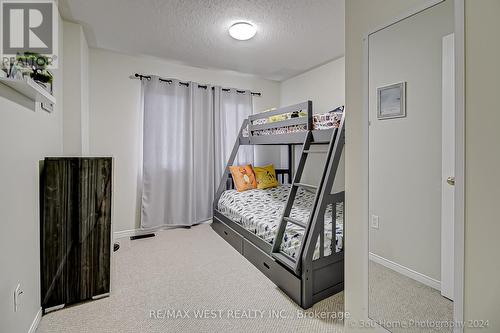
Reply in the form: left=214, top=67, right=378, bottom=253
left=447, top=177, right=455, bottom=186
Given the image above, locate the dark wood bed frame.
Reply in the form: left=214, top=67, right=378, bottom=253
left=212, top=101, right=345, bottom=309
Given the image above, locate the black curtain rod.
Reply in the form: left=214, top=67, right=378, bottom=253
left=133, top=73, right=261, bottom=96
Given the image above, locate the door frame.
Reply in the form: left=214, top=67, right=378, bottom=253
left=361, top=0, right=465, bottom=331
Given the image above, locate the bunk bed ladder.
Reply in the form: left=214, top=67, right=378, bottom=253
left=271, top=114, right=345, bottom=275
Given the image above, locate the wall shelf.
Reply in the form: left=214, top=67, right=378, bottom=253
left=0, top=77, right=56, bottom=106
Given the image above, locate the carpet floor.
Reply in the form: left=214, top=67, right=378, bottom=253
left=37, top=223, right=345, bottom=333
left=369, top=261, right=453, bottom=333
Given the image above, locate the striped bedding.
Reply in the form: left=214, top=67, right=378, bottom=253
left=217, top=185, right=344, bottom=260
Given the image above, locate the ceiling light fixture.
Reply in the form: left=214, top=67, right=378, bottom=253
left=229, top=22, right=256, bottom=41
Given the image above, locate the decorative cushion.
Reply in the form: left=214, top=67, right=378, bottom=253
left=253, top=164, right=279, bottom=189
left=229, top=165, right=257, bottom=192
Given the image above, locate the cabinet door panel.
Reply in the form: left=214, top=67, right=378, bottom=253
left=41, top=158, right=112, bottom=310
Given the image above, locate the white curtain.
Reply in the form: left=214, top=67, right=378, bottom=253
left=214, top=87, right=254, bottom=186
left=141, top=77, right=214, bottom=228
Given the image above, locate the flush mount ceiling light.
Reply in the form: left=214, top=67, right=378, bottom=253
left=229, top=22, right=256, bottom=41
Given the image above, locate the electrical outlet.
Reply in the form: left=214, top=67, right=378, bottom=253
left=14, top=284, right=23, bottom=312
left=371, top=215, right=379, bottom=229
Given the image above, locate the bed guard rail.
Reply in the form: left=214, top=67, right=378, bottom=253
left=246, top=101, right=313, bottom=138
left=316, top=191, right=345, bottom=261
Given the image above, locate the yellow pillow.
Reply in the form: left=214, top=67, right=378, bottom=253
left=229, top=165, right=257, bottom=192
left=254, top=165, right=279, bottom=189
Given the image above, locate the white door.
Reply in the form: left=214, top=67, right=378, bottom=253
left=441, top=33, right=455, bottom=300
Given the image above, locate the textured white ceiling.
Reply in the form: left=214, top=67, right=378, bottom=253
left=60, top=0, right=345, bottom=81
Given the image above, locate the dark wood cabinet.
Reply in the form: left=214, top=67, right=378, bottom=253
left=40, top=157, right=112, bottom=312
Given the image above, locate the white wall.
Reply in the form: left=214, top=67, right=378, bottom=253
left=280, top=58, right=345, bottom=191
left=88, top=48, right=281, bottom=234
left=0, top=15, right=64, bottom=333
left=63, top=21, right=89, bottom=155
left=368, top=1, right=453, bottom=281
left=281, top=58, right=345, bottom=114
left=346, top=0, right=500, bottom=332
left=81, top=25, right=90, bottom=155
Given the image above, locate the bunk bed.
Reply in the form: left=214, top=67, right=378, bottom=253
left=212, top=101, right=345, bottom=309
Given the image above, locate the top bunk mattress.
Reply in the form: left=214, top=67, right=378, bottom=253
left=217, top=184, right=343, bottom=260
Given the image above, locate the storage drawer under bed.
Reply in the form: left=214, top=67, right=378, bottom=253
left=242, top=239, right=301, bottom=305
left=211, top=218, right=302, bottom=305
left=211, top=218, right=243, bottom=253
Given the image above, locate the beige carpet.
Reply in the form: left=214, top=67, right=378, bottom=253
left=38, top=223, right=344, bottom=333
left=369, top=261, right=453, bottom=333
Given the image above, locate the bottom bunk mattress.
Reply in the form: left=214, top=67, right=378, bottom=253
left=217, top=184, right=343, bottom=260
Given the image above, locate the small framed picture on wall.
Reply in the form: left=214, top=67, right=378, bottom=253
left=377, top=82, right=406, bottom=120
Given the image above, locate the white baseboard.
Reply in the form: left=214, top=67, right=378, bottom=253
left=113, top=220, right=212, bottom=240
left=369, top=252, right=441, bottom=290
left=113, top=228, right=153, bottom=240
left=28, top=307, right=42, bottom=333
